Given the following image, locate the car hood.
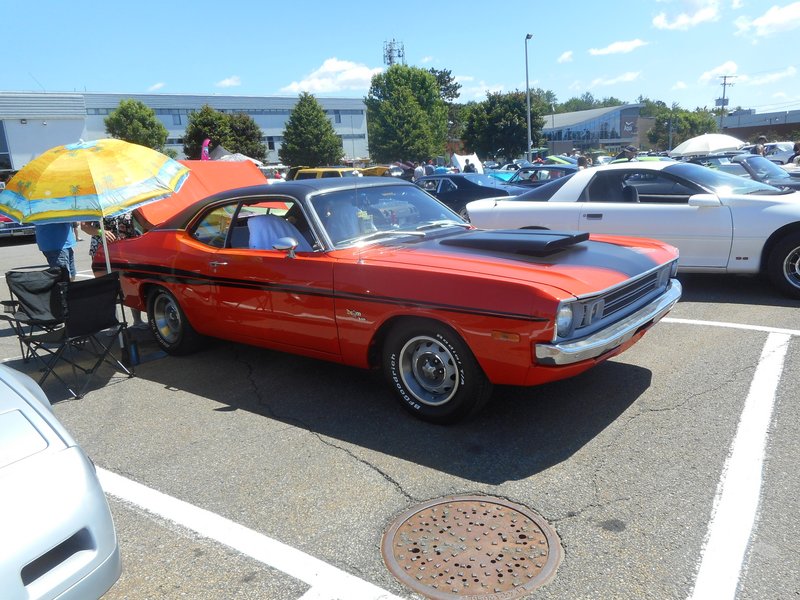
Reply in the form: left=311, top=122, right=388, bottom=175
left=343, top=229, right=675, bottom=299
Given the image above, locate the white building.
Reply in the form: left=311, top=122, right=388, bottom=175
left=0, top=91, right=368, bottom=173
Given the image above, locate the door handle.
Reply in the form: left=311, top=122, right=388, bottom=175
left=209, top=261, right=228, bottom=267
left=583, top=213, right=603, bottom=220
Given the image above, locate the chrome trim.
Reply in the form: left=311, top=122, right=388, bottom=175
left=535, top=279, right=682, bottom=366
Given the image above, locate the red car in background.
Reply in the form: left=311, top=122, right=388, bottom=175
left=95, top=177, right=681, bottom=423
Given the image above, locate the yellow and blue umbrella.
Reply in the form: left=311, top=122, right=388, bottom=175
left=0, top=138, right=189, bottom=225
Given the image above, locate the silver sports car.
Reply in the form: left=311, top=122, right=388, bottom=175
left=0, top=364, right=120, bottom=599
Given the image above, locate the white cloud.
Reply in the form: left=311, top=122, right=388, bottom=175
left=734, top=2, right=800, bottom=36
left=568, top=80, right=582, bottom=91
left=698, top=60, right=738, bottom=84
left=148, top=82, right=165, bottom=92
left=772, top=91, right=788, bottom=99
left=420, top=56, right=434, bottom=64
left=557, top=51, right=573, bottom=63
left=746, top=66, right=797, bottom=85
left=653, top=0, right=721, bottom=30
left=589, top=39, right=647, bottom=55
left=731, top=0, right=743, bottom=9
left=281, top=58, right=383, bottom=94
left=672, top=81, right=688, bottom=90
left=215, top=76, right=241, bottom=88
left=590, top=71, right=641, bottom=87
left=456, top=75, right=504, bottom=101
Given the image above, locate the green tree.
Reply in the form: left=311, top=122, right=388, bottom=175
left=429, top=68, right=461, bottom=103
left=104, top=99, right=168, bottom=150
left=642, top=98, right=717, bottom=151
left=228, top=113, right=267, bottom=162
left=279, top=92, right=343, bottom=167
left=461, top=91, right=544, bottom=161
left=365, top=64, right=447, bottom=163
left=183, top=104, right=231, bottom=159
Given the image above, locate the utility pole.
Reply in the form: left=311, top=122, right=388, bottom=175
left=717, top=75, right=736, bottom=129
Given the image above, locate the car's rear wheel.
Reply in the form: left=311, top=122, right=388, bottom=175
left=383, top=319, right=493, bottom=424
left=147, top=287, right=203, bottom=355
left=767, top=232, right=800, bottom=298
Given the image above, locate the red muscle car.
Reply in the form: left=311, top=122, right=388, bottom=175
left=94, top=177, right=681, bottom=423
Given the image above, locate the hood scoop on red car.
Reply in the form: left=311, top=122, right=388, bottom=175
left=439, top=229, right=590, bottom=256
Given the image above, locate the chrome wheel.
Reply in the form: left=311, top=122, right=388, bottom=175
left=398, top=335, right=459, bottom=407
left=152, top=292, right=182, bottom=345
left=782, top=244, right=800, bottom=290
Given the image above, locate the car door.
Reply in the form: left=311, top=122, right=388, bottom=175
left=577, top=170, right=733, bottom=268
left=190, top=198, right=339, bottom=356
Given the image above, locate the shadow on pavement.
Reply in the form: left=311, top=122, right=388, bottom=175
left=56, top=333, right=653, bottom=486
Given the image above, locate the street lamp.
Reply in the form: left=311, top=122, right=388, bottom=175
left=525, top=33, right=533, bottom=162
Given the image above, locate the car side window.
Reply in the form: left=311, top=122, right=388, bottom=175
left=585, top=173, right=625, bottom=203
left=419, top=179, right=438, bottom=192
left=440, top=179, right=457, bottom=193
left=191, top=204, right=236, bottom=248
left=623, top=172, right=697, bottom=204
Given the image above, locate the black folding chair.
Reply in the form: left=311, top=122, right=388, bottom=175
left=8, top=271, right=135, bottom=399
left=1, top=266, right=70, bottom=362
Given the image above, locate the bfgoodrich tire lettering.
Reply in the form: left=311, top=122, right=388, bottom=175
left=383, top=319, right=493, bottom=424
left=147, top=287, right=203, bottom=355
left=767, top=232, right=800, bottom=299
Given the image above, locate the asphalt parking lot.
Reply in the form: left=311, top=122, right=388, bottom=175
left=1, top=235, right=798, bottom=600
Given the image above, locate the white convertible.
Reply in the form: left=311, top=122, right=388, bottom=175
left=466, top=161, right=800, bottom=298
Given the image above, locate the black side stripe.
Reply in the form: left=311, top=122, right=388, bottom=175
left=111, top=262, right=548, bottom=323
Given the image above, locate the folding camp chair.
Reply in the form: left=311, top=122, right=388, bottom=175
left=1, top=266, right=70, bottom=362
left=9, top=271, right=135, bottom=399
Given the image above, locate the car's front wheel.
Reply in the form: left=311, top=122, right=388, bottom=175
left=383, top=319, right=493, bottom=424
left=147, top=287, right=203, bottom=355
left=767, top=232, right=800, bottom=298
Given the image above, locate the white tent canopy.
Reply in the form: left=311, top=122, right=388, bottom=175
left=451, top=152, right=483, bottom=174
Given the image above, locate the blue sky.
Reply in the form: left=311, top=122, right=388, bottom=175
left=6, top=0, right=799, bottom=114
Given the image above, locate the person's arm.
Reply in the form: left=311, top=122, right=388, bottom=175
left=80, top=222, right=117, bottom=242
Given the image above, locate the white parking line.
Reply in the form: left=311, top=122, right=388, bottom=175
left=96, top=468, right=403, bottom=600
left=687, top=332, right=791, bottom=600
left=663, top=317, right=800, bottom=337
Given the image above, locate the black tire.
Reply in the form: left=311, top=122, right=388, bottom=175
left=146, top=287, right=203, bottom=355
left=766, top=232, right=800, bottom=299
left=383, top=319, right=493, bottom=424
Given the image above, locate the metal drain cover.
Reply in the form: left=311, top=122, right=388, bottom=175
left=382, top=495, right=562, bottom=599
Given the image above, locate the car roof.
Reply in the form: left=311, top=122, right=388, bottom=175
left=157, top=176, right=414, bottom=230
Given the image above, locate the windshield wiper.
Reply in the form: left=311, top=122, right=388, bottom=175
left=416, top=220, right=471, bottom=231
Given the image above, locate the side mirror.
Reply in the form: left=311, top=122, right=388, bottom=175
left=273, top=237, right=299, bottom=258
left=688, top=193, right=721, bottom=207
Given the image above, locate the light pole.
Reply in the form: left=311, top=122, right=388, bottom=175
left=525, top=33, right=533, bottom=162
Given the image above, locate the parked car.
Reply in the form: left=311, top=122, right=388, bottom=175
left=94, top=177, right=680, bottom=424
left=505, top=165, right=579, bottom=187
left=0, top=214, right=35, bottom=238
left=690, top=153, right=800, bottom=190
left=764, top=142, right=795, bottom=164
left=0, top=364, right=121, bottom=598
left=415, top=173, right=528, bottom=216
left=465, top=161, right=800, bottom=298
left=288, top=167, right=362, bottom=180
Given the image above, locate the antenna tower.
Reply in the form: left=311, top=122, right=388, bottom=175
left=383, top=39, right=405, bottom=66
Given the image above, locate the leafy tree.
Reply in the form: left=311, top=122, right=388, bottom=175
left=642, top=97, right=717, bottom=151
left=228, top=113, right=267, bottom=162
left=365, top=64, right=448, bottom=163
left=183, top=104, right=231, bottom=159
left=279, top=92, right=343, bottom=167
left=104, top=99, right=168, bottom=150
left=461, top=91, right=544, bottom=161
left=429, top=68, right=461, bottom=103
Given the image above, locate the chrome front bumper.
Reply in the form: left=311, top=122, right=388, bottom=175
left=535, top=279, right=682, bottom=366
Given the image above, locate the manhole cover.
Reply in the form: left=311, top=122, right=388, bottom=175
left=382, top=495, right=562, bottom=599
